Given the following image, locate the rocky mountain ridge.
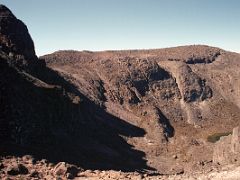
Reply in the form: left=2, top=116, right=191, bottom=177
left=41, top=44, right=240, bottom=175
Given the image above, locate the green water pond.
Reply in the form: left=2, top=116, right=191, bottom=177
left=207, top=132, right=232, bottom=143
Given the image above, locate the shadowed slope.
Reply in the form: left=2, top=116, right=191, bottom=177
left=0, top=5, right=152, bottom=172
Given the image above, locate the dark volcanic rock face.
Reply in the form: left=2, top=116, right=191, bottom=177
left=177, top=64, right=212, bottom=102
left=0, top=5, right=36, bottom=64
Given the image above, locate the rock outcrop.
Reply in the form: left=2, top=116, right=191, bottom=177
left=0, top=5, right=37, bottom=67
left=213, top=127, right=240, bottom=165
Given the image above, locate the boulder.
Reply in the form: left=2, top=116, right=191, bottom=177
left=6, top=163, right=28, bottom=175
left=53, top=162, right=79, bottom=179
left=22, top=155, right=36, bottom=164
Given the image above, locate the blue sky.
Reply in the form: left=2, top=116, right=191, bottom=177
left=1, top=0, right=240, bottom=56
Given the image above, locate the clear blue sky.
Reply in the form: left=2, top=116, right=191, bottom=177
left=2, top=0, right=240, bottom=56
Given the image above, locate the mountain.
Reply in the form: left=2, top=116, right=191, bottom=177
left=1, top=4, right=240, bottom=179
left=41, top=45, right=240, bottom=173
left=0, top=4, right=149, bottom=174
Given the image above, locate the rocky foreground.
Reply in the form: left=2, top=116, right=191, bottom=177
left=0, top=4, right=240, bottom=180
left=1, top=155, right=240, bottom=180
